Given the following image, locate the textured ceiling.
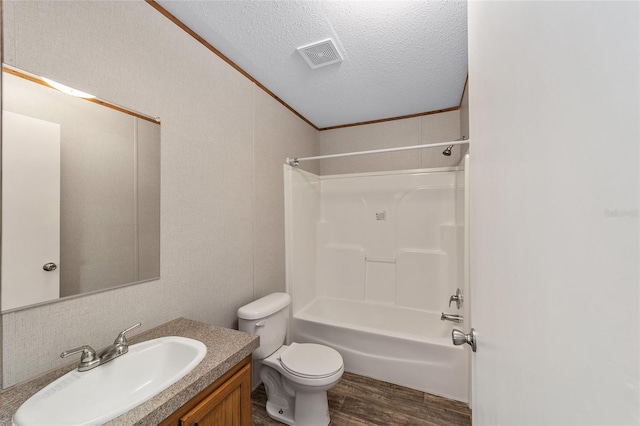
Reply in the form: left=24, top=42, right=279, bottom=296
left=155, top=1, right=468, bottom=129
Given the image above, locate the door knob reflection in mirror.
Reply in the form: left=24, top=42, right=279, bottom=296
left=43, top=262, right=57, bottom=271
left=452, top=328, right=476, bottom=352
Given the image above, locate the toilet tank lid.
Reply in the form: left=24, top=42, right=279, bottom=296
left=237, top=292, right=291, bottom=320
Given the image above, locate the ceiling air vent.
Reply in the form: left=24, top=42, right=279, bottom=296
left=297, top=39, right=343, bottom=70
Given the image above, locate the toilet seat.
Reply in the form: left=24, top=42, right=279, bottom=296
left=279, top=343, right=343, bottom=379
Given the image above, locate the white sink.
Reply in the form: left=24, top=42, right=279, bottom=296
left=12, top=336, right=207, bottom=426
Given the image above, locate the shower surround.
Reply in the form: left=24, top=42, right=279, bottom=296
left=284, top=163, right=469, bottom=402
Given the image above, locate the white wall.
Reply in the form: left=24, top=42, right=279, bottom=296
left=285, top=166, right=464, bottom=315
left=317, top=170, right=461, bottom=312
left=1, top=0, right=317, bottom=388
left=469, top=1, right=639, bottom=424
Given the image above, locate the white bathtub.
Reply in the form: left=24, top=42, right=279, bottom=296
left=291, top=297, right=469, bottom=402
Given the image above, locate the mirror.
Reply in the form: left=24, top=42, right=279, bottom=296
left=1, top=66, right=161, bottom=312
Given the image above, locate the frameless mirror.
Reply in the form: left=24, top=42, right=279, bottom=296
left=1, top=66, right=161, bottom=312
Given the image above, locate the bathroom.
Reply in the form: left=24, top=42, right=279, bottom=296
left=0, top=1, right=638, bottom=425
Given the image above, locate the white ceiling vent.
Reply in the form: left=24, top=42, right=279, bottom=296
left=297, top=39, right=343, bottom=70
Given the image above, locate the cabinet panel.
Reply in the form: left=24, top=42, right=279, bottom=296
left=180, top=363, right=250, bottom=426
left=160, top=355, right=252, bottom=426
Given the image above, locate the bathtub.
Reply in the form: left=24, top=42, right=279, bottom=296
left=291, top=297, right=469, bottom=402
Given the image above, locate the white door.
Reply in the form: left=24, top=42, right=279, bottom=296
left=468, top=1, right=639, bottom=424
left=2, top=111, right=61, bottom=311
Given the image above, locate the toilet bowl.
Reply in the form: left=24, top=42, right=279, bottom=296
left=238, top=293, right=344, bottom=426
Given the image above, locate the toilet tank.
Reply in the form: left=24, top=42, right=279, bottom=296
left=237, top=292, right=291, bottom=360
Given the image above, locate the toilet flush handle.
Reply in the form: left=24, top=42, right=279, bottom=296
left=256, top=320, right=267, bottom=327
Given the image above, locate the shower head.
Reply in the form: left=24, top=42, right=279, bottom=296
left=442, top=145, right=453, bottom=156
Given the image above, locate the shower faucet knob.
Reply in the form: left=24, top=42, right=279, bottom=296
left=448, top=288, right=463, bottom=309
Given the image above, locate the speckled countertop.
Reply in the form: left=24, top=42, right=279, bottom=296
left=0, top=318, right=259, bottom=425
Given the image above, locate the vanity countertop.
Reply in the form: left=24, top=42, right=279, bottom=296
left=0, top=317, right=259, bottom=425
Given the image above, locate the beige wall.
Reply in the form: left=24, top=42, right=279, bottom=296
left=1, top=0, right=317, bottom=387
left=137, top=119, right=162, bottom=283
left=318, top=110, right=464, bottom=176
left=460, top=82, right=469, bottom=140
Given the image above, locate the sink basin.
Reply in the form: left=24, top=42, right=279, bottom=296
left=12, top=336, right=207, bottom=426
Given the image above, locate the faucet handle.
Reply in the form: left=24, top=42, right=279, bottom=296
left=114, top=323, right=141, bottom=345
left=60, top=345, right=99, bottom=370
left=60, top=345, right=97, bottom=361
left=448, top=288, right=464, bottom=309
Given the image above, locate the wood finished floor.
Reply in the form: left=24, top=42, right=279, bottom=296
left=252, top=372, right=471, bottom=425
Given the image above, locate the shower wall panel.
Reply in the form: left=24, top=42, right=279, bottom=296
left=395, top=250, right=447, bottom=311
left=284, top=166, right=321, bottom=313
left=317, top=169, right=461, bottom=312
left=317, top=245, right=366, bottom=300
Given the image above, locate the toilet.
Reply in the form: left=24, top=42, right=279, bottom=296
left=238, top=292, right=344, bottom=426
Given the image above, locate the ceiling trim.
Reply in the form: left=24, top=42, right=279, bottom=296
left=318, top=106, right=460, bottom=131
left=145, top=0, right=320, bottom=130
left=146, top=0, right=465, bottom=133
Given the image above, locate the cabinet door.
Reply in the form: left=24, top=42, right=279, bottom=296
left=180, top=363, right=251, bottom=426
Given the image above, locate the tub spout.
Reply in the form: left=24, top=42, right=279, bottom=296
left=441, top=313, right=463, bottom=323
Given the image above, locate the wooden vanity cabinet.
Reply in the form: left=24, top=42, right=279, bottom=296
left=160, top=355, right=252, bottom=426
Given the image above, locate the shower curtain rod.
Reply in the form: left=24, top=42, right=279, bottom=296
left=286, top=137, right=468, bottom=166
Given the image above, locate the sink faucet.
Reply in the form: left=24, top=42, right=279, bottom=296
left=441, top=313, right=463, bottom=323
left=59, top=345, right=100, bottom=372
left=61, top=323, right=141, bottom=371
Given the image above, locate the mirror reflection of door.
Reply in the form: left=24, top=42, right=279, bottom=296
left=1, top=67, right=161, bottom=312
left=2, top=111, right=61, bottom=310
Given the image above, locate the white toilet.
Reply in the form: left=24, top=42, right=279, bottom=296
left=238, top=292, right=344, bottom=426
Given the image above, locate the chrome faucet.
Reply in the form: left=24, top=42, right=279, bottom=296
left=441, top=313, right=463, bottom=323
left=60, top=323, right=141, bottom=372
left=448, top=288, right=464, bottom=309
left=59, top=345, right=100, bottom=372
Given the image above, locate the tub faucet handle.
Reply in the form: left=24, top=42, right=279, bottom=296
left=449, top=288, right=463, bottom=309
